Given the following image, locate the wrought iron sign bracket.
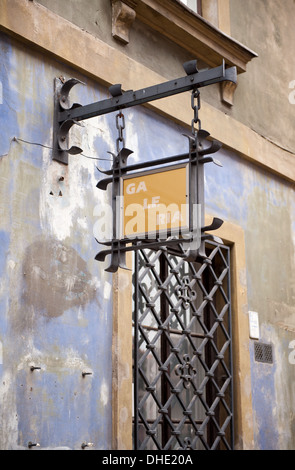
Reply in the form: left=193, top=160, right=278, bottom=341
left=52, top=59, right=237, bottom=271
left=53, top=77, right=86, bottom=165
left=53, top=60, right=236, bottom=163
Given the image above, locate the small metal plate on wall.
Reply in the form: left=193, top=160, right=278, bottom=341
left=254, top=342, right=273, bottom=364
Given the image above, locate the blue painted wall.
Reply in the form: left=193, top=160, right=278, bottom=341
left=0, top=33, right=115, bottom=450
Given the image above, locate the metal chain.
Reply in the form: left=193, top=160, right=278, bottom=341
left=116, top=111, right=125, bottom=153
left=191, top=89, right=201, bottom=136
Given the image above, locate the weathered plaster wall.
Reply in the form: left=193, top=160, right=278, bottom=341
left=230, top=0, right=295, bottom=153
left=35, top=0, right=195, bottom=80
left=0, top=33, right=116, bottom=449
left=205, top=148, right=295, bottom=449
left=0, top=32, right=189, bottom=449
left=1, top=0, right=294, bottom=450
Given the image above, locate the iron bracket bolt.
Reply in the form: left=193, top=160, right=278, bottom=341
left=28, top=442, right=40, bottom=448
left=82, top=371, right=92, bottom=377
left=81, top=442, right=94, bottom=449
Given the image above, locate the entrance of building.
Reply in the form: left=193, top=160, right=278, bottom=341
left=132, top=242, right=234, bottom=450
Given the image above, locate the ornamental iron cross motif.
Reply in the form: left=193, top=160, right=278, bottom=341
left=176, top=276, right=197, bottom=309
left=175, top=354, right=197, bottom=389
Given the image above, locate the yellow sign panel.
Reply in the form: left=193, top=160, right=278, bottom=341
left=121, top=165, right=189, bottom=238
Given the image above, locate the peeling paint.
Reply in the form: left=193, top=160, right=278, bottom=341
left=0, top=32, right=114, bottom=449
left=120, top=406, right=128, bottom=424
left=22, top=238, right=97, bottom=318
left=100, top=380, right=109, bottom=407
left=1, top=11, right=295, bottom=449
left=103, top=281, right=112, bottom=300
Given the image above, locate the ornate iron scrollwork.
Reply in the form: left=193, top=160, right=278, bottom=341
left=176, top=276, right=197, bottom=309
left=175, top=354, right=197, bottom=388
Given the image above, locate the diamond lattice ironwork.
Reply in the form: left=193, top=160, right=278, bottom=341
left=132, top=241, right=234, bottom=450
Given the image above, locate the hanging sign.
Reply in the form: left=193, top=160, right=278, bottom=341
left=120, top=164, right=189, bottom=239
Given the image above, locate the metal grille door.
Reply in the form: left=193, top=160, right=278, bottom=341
left=132, top=242, right=233, bottom=450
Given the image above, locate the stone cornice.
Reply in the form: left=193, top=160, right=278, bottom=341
left=133, top=0, right=257, bottom=73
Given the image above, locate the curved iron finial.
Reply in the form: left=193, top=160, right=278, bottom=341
left=109, top=83, right=123, bottom=97
left=183, top=60, right=199, bottom=75
left=59, top=78, right=85, bottom=110
left=57, top=119, right=83, bottom=155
